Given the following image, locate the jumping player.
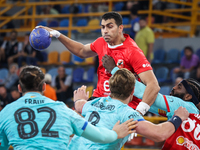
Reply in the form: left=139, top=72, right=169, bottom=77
left=38, top=11, right=160, bottom=115
left=68, top=68, right=189, bottom=150
left=0, top=66, right=136, bottom=150
left=102, top=56, right=200, bottom=149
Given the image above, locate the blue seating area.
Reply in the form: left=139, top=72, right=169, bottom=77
left=152, top=49, right=166, bottom=64
left=73, top=67, right=85, bottom=82
left=113, top=2, right=124, bottom=11
left=152, top=47, right=200, bottom=85
left=155, top=67, right=169, bottom=83
left=59, top=19, right=69, bottom=35
left=49, top=20, right=59, bottom=27
left=152, top=48, right=180, bottom=64
left=165, top=49, right=180, bottom=63
left=0, top=68, right=9, bottom=85
left=159, top=85, right=171, bottom=95
left=43, top=66, right=95, bottom=86
left=47, top=67, right=58, bottom=79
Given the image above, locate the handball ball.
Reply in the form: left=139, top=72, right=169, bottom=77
left=29, top=28, right=51, bottom=51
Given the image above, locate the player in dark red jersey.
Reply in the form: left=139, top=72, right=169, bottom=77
left=103, top=56, right=200, bottom=149
left=38, top=12, right=160, bottom=115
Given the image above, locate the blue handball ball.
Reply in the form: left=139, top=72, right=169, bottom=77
left=29, top=28, right=51, bottom=51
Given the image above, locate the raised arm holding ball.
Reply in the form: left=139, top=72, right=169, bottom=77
left=37, top=12, right=160, bottom=115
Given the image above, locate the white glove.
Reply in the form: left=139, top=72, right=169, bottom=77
left=35, top=26, right=61, bottom=38
left=49, top=30, right=61, bottom=38
left=136, top=102, right=150, bottom=115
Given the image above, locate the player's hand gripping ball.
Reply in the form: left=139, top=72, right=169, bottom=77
left=29, top=28, right=51, bottom=50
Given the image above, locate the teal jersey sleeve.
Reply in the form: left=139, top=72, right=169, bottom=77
left=121, top=106, right=145, bottom=123
left=81, top=123, right=117, bottom=143
left=0, top=122, right=9, bottom=150
left=133, top=80, right=199, bottom=118
left=67, top=106, right=88, bottom=136
left=81, top=99, right=98, bottom=117
left=0, top=107, right=9, bottom=150
left=69, top=96, right=143, bottom=150
left=0, top=92, right=90, bottom=150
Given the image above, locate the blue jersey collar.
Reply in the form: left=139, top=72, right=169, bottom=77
left=24, top=92, right=42, bottom=97
left=105, top=96, right=127, bottom=105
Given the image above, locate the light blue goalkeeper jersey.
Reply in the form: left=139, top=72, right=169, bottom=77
left=134, top=80, right=199, bottom=119
left=0, top=92, right=87, bottom=150
left=68, top=96, right=144, bottom=150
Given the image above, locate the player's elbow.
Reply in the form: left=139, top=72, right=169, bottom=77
left=77, top=53, right=85, bottom=59
left=77, top=48, right=88, bottom=59
left=153, top=134, right=167, bottom=142
left=149, top=81, right=160, bottom=94
left=155, top=84, right=160, bottom=94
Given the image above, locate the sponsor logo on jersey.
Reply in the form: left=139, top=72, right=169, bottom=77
left=128, top=113, right=141, bottom=119
left=142, top=63, right=151, bottom=68
left=194, top=114, right=200, bottom=121
left=176, top=136, right=199, bottom=150
left=30, top=96, right=36, bottom=98
left=158, top=109, right=166, bottom=117
left=117, top=59, right=124, bottom=69
left=92, top=101, right=115, bottom=111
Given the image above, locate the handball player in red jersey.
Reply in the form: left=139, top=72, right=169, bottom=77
left=38, top=12, right=160, bottom=115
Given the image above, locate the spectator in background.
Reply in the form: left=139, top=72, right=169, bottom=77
left=0, top=30, right=22, bottom=66
left=51, top=66, right=73, bottom=104
left=18, top=33, right=37, bottom=67
left=173, top=46, right=199, bottom=82
left=88, top=3, right=108, bottom=19
left=43, top=73, right=57, bottom=101
left=40, top=5, right=59, bottom=23
left=135, top=17, right=155, bottom=62
left=49, top=0, right=62, bottom=13
left=0, top=63, right=18, bottom=91
left=0, top=86, right=20, bottom=110
left=129, top=6, right=140, bottom=39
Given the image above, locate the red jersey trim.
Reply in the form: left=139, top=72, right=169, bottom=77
left=163, top=95, right=170, bottom=112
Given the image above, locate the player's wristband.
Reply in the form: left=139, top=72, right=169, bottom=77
left=74, top=99, right=83, bottom=111
left=111, top=67, right=119, bottom=75
left=168, top=115, right=182, bottom=131
left=74, top=99, right=82, bottom=103
left=136, top=102, right=150, bottom=115
left=50, top=30, right=61, bottom=38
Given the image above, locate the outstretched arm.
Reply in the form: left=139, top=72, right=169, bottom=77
left=102, top=55, right=160, bottom=115
left=108, top=66, right=169, bottom=114
left=136, top=107, right=189, bottom=142
left=38, top=26, right=97, bottom=58
left=133, top=80, right=169, bottom=113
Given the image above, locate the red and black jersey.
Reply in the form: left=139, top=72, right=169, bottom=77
left=90, top=34, right=152, bottom=109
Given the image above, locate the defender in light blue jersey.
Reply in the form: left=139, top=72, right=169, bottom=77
left=68, top=68, right=189, bottom=150
left=0, top=66, right=136, bottom=150
left=102, top=55, right=200, bottom=118
left=133, top=79, right=200, bottom=119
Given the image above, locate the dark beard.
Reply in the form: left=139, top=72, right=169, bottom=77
left=172, top=93, right=185, bottom=99
left=170, top=89, right=185, bottom=99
